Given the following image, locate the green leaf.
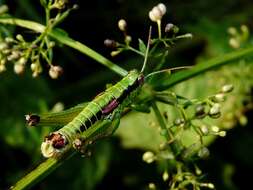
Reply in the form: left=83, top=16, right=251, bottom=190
left=138, top=38, right=146, bottom=54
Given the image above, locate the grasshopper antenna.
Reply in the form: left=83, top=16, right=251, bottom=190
left=141, top=26, right=152, bottom=73
left=145, top=66, right=193, bottom=79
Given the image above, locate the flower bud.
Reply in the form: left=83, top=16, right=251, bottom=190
left=0, top=42, right=8, bottom=50
left=0, top=64, right=6, bottom=72
left=149, top=6, right=163, bottom=22
left=18, top=57, right=27, bottom=65
left=49, top=65, right=63, bottom=79
left=221, top=84, right=234, bottom=93
left=148, top=183, right=156, bottom=190
left=142, top=151, right=155, bottom=163
left=157, top=3, right=166, bottom=15
left=7, top=51, right=20, bottom=61
left=218, top=131, right=226, bottom=137
left=229, top=38, right=240, bottom=49
left=5, top=37, right=14, bottom=43
left=14, top=63, right=25, bottom=74
left=110, top=50, right=121, bottom=57
left=16, top=34, right=24, bottom=41
left=209, top=103, right=221, bottom=118
left=162, top=171, right=169, bottom=181
left=165, top=23, right=174, bottom=33
left=198, top=147, right=210, bottom=158
left=49, top=41, right=56, bottom=48
left=227, top=27, right=237, bottom=36
left=195, top=104, right=206, bottom=118
left=212, top=93, right=225, bottom=102
left=0, top=5, right=9, bottom=14
left=125, top=35, right=132, bottom=44
left=211, top=125, right=219, bottom=133
left=104, top=39, right=117, bottom=48
left=118, top=19, right=127, bottom=32
left=174, top=118, right=184, bottom=126
left=200, top=125, right=209, bottom=135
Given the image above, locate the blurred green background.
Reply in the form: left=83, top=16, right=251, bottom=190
left=0, top=0, right=253, bottom=189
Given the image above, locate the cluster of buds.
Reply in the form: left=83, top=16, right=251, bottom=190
left=0, top=35, right=27, bottom=74
left=40, top=0, right=70, bottom=10
left=228, top=25, right=249, bottom=49
left=0, top=34, right=63, bottom=79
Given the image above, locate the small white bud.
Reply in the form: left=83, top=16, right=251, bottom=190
left=149, top=7, right=163, bottom=22
left=213, top=93, right=225, bottom=102
left=221, top=84, right=234, bottom=93
left=49, top=65, right=63, bottom=79
left=125, top=35, right=132, bottom=44
left=0, top=42, right=8, bottom=50
left=142, top=151, right=155, bottom=163
left=18, top=57, right=27, bottom=65
left=211, top=125, right=220, bottom=133
left=200, top=125, right=209, bottom=135
left=148, top=183, right=156, bottom=190
left=229, top=38, right=240, bottom=49
left=118, top=19, right=127, bottom=32
left=162, top=171, right=169, bottom=181
left=207, top=183, right=215, bottom=189
left=227, top=27, right=237, bottom=36
left=30, top=63, right=37, bottom=71
left=14, top=63, right=25, bottom=74
left=198, top=147, right=210, bottom=158
left=209, top=103, right=221, bottom=118
left=0, top=64, right=6, bottom=72
left=49, top=41, right=55, bottom=48
left=157, top=3, right=166, bottom=15
left=0, top=5, right=9, bottom=14
left=218, top=131, right=226, bottom=137
left=16, top=34, right=24, bottom=41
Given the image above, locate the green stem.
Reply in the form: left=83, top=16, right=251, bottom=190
left=153, top=46, right=253, bottom=91
left=10, top=151, right=75, bottom=190
left=0, top=17, right=128, bottom=77
left=157, top=20, right=162, bottom=39
left=151, top=101, right=183, bottom=155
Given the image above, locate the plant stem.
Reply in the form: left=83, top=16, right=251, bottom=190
left=151, top=101, right=182, bottom=155
left=0, top=17, right=128, bottom=77
left=10, top=151, right=75, bottom=190
left=152, top=46, right=253, bottom=91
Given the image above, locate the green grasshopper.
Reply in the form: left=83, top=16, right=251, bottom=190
left=36, top=70, right=145, bottom=157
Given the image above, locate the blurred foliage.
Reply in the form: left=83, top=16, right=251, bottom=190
left=0, top=0, right=253, bottom=190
